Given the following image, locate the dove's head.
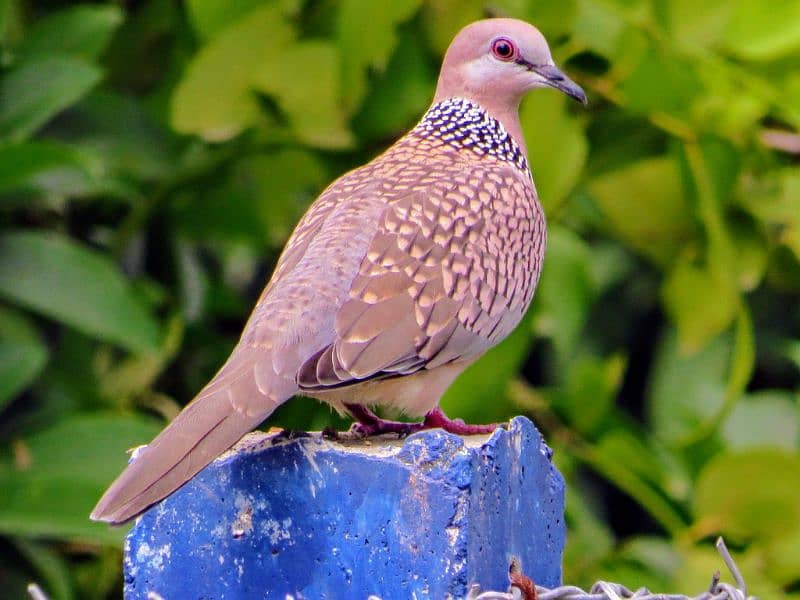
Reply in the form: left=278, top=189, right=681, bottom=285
left=435, top=18, right=587, bottom=107
left=433, top=19, right=586, bottom=148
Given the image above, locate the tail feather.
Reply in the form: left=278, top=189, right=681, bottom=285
left=91, top=351, right=292, bottom=524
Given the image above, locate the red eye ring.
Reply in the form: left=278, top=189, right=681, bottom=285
left=491, top=37, right=516, bottom=61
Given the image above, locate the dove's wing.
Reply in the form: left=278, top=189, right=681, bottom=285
left=298, top=164, right=544, bottom=392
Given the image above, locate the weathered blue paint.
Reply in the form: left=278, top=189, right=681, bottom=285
left=124, top=416, right=564, bottom=599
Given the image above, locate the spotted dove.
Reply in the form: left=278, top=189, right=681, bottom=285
left=92, top=18, right=586, bottom=524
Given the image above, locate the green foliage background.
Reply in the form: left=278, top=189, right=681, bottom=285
left=1, top=0, right=799, bottom=597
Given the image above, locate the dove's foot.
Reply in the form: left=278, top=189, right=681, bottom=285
left=421, top=407, right=501, bottom=435
left=345, top=404, right=501, bottom=438
left=345, top=404, right=423, bottom=437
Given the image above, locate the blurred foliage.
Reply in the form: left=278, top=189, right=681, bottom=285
left=0, top=0, right=799, bottom=598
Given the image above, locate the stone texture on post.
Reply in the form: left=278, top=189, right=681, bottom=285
left=124, top=416, right=564, bottom=599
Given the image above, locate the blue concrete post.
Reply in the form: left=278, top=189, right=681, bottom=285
left=124, top=416, right=565, bottom=599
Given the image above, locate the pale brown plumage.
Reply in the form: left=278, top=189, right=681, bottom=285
left=92, top=18, right=586, bottom=524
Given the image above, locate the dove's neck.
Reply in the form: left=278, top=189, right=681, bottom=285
left=414, top=97, right=529, bottom=172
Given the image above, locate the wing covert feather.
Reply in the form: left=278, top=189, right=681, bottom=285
left=298, top=162, right=545, bottom=391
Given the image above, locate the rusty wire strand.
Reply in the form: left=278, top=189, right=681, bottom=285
left=467, top=538, right=757, bottom=600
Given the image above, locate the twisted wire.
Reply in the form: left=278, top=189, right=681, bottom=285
left=467, top=538, right=757, bottom=600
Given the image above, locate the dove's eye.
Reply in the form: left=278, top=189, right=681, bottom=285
left=491, top=37, right=516, bottom=61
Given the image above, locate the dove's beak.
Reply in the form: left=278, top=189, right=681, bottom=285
left=528, top=63, right=588, bottom=105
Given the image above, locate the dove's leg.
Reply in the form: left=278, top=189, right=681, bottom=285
left=421, top=407, right=499, bottom=435
left=345, top=404, right=423, bottom=437
left=345, top=404, right=499, bottom=437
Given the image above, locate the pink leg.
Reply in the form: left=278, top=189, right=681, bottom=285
left=345, top=404, right=425, bottom=437
left=421, top=406, right=499, bottom=435
left=345, top=404, right=500, bottom=437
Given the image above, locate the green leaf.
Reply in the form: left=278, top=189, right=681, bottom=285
left=723, top=0, right=800, bottom=61
left=723, top=390, right=799, bottom=451
left=680, top=140, right=744, bottom=300
left=0, top=140, right=104, bottom=199
left=12, top=538, right=74, bottom=600
left=694, top=448, right=800, bottom=541
left=170, top=4, right=295, bottom=142
left=573, top=0, right=628, bottom=56
left=16, top=4, right=123, bottom=61
left=171, top=4, right=352, bottom=148
left=56, top=91, right=177, bottom=183
left=595, top=430, right=668, bottom=492
left=525, top=0, right=580, bottom=39
left=354, top=28, right=436, bottom=142
left=661, top=257, right=739, bottom=352
left=605, top=536, right=682, bottom=592
left=669, top=545, right=785, bottom=600
left=764, top=526, right=800, bottom=587
left=0, top=56, right=101, bottom=141
left=562, top=486, right=614, bottom=582
left=0, top=413, right=161, bottom=545
left=620, top=536, right=682, bottom=578
left=185, top=0, right=273, bottom=39
left=337, top=0, right=422, bottom=112
left=659, top=0, right=733, bottom=48
left=0, top=0, right=20, bottom=46
left=98, top=312, right=184, bottom=401
left=172, top=173, right=270, bottom=245
left=650, top=305, right=753, bottom=449
left=174, top=148, right=328, bottom=247
left=691, top=62, right=768, bottom=138
left=587, top=429, right=687, bottom=534
left=552, top=354, right=627, bottom=436
left=588, top=157, right=694, bottom=266
left=30, top=330, right=105, bottom=419
left=251, top=41, right=353, bottom=148
left=785, top=340, right=800, bottom=373
left=621, top=49, right=702, bottom=118
left=726, top=213, right=768, bottom=292
left=0, top=231, right=160, bottom=354
left=648, top=328, right=729, bottom=446
left=236, top=149, right=328, bottom=244
left=0, top=306, right=47, bottom=413
left=521, top=91, right=588, bottom=214
left=725, top=305, right=755, bottom=402
left=420, top=0, right=483, bottom=56
left=741, top=168, right=800, bottom=227
left=694, top=136, right=741, bottom=208
left=532, top=225, right=597, bottom=357
left=175, top=240, right=208, bottom=324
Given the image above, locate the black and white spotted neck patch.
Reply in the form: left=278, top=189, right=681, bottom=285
left=413, top=97, right=528, bottom=172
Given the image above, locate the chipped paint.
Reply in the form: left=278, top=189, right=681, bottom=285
left=298, top=440, right=322, bottom=475
left=231, top=501, right=253, bottom=538
left=135, top=542, right=171, bottom=571
left=261, top=517, right=293, bottom=545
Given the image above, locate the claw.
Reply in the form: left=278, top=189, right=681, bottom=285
left=270, top=429, right=311, bottom=445
left=321, top=426, right=340, bottom=440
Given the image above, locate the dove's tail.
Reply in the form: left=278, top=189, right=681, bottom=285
left=91, top=348, right=294, bottom=525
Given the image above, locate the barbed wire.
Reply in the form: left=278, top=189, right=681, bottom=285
left=466, top=538, right=756, bottom=600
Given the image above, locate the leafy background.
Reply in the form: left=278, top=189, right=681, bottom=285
left=1, top=0, right=799, bottom=597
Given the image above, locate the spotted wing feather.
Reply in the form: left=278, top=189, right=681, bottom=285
left=298, top=161, right=545, bottom=390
